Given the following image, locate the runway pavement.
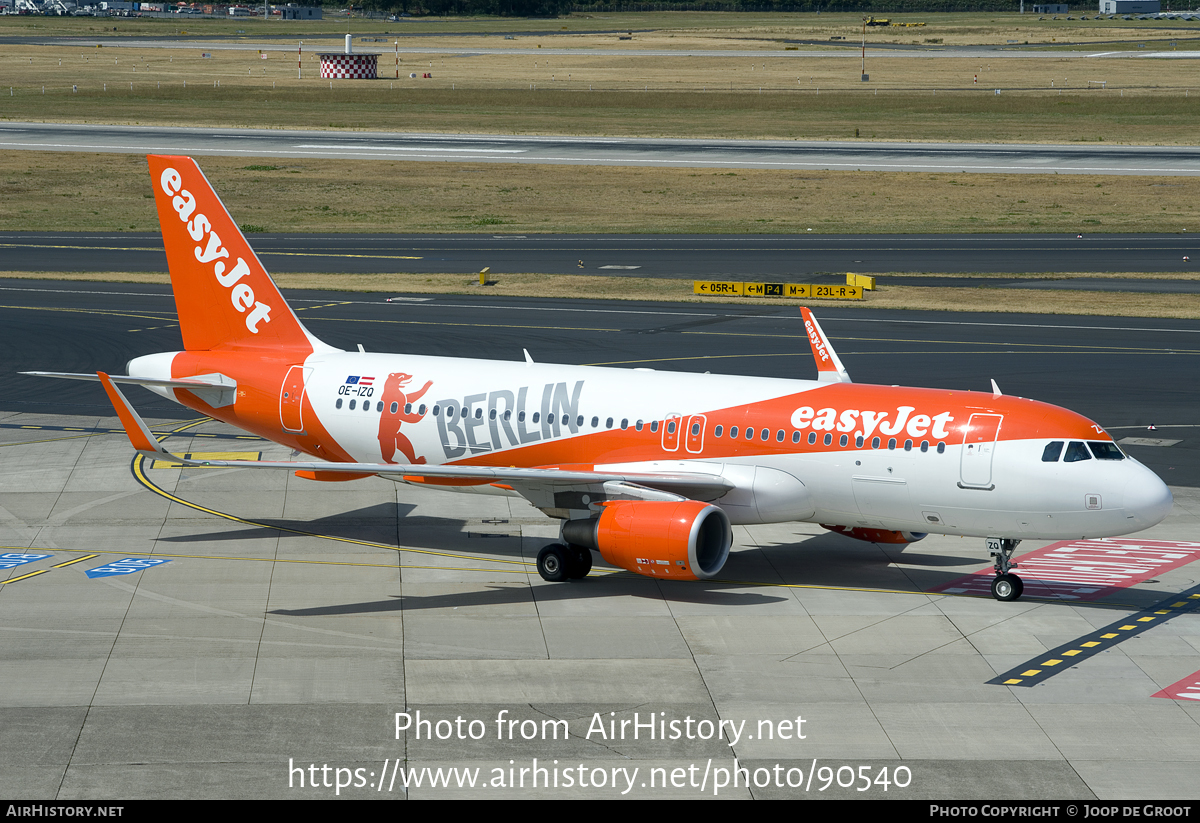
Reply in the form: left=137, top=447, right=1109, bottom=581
left=3, top=232, right=1198, bottom=280
left=1, top=280, right=1198, bottom=800
left=5, top=122, right=1200, bottom=175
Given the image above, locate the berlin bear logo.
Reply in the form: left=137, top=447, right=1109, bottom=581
left=377, top=372, right=433, bottom=465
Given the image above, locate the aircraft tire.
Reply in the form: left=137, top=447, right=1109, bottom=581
left=991, top=573, right=1021, bottom=602
left=565, top=544, right=592, bottom=579
left=537, top=544, right=569, bottom=582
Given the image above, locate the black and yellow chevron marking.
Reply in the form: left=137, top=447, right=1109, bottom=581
left=988, top=587, right=1200, bottom=687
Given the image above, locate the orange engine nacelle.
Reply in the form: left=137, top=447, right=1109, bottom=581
left=821, top=524, right=927, bottom=544
left=562, top=500, right=732, bottom=581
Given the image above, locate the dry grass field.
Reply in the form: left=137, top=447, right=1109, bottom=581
left=1, top=13, right=1198, bottom=143
left=3, top=151, right=1197, bottom=234
left=1, top=13, right=1196, bottom=316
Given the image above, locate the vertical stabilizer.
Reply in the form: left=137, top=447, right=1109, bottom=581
left=148, top=155, right=324, bottom=354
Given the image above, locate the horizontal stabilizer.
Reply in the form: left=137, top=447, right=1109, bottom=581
left=23, top=371, right=238, bottom=408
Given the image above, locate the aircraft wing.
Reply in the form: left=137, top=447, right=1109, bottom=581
left=95, top=372, right=733, bottom=500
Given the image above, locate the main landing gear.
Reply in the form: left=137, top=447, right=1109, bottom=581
left=536, top=543, right=593, bottom=582
left=986, top=537, right=1024, bottom=601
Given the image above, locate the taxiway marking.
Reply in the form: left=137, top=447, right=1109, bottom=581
left=988, top=588, right=1200, bottom=687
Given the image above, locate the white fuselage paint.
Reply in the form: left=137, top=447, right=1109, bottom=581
left=131, top=349, right=1173, bottom=539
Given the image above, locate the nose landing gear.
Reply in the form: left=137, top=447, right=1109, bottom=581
left=987, top=537, right=1024, bottom=601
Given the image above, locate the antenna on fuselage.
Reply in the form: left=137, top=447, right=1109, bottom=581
left=523, top=348, right=534, bottom=365
left=991, top=378, right=1002, bottom=398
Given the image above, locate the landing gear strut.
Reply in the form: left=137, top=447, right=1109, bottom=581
left=986, top=537, right=1024, bottom=601
left=536, top=543, right=593, bottom=582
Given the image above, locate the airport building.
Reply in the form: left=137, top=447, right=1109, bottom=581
left=280, top=3, right=319, bottom=18
left=1099, top=0, right=1161, bottom=11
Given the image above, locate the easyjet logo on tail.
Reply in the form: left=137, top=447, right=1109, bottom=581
left=159, top=167, right=272, bottom=334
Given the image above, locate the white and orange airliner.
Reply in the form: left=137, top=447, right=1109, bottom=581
left=27, top=156, right=1174, bottom=601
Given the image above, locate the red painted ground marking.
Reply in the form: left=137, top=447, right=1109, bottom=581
left=931, top=539, right=1200, bottom=600
left=1152, top=670, right=1200, bottom=701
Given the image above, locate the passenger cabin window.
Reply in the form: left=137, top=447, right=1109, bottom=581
left=1088, top=442, right=1125, bottom=461
left=1064, top=441, right=1092, bottom=462
left=715, top=425, right=723, bottom=438
left=1042, top=441, right=1064, bottom=462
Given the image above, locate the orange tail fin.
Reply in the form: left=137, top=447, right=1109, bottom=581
left=148, top=155, right=323, bottom=354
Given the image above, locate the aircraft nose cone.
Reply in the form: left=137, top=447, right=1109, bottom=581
left=1124, top=469, right=1173, bottom=529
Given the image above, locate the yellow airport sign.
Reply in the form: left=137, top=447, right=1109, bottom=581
left=693, top=281, right=744, bottom=296
left=846, top=272, right=875, bottom=290
left=694, top=281, right=863, bottom=300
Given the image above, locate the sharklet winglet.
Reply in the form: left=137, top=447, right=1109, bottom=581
left=800, top=307, right=851, bottom=384
left=97, top=371, right=174, bottom=459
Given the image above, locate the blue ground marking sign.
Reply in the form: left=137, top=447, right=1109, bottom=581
left=86, top=557, right=171, bottom=579
left=0, top=552, right=52, bottom=569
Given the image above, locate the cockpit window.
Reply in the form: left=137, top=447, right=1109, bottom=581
left=1064, top=441, right=1092, bottom=463
left=1088, top=441, right=1125, bottom=461
left=1041, top=441, right=1064, bottom=462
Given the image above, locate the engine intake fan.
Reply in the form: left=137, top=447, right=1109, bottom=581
left=562, top=500, right=732, bottom=580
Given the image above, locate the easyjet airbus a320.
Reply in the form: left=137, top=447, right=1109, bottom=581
left=27, top=156, right=1174, bottom=601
